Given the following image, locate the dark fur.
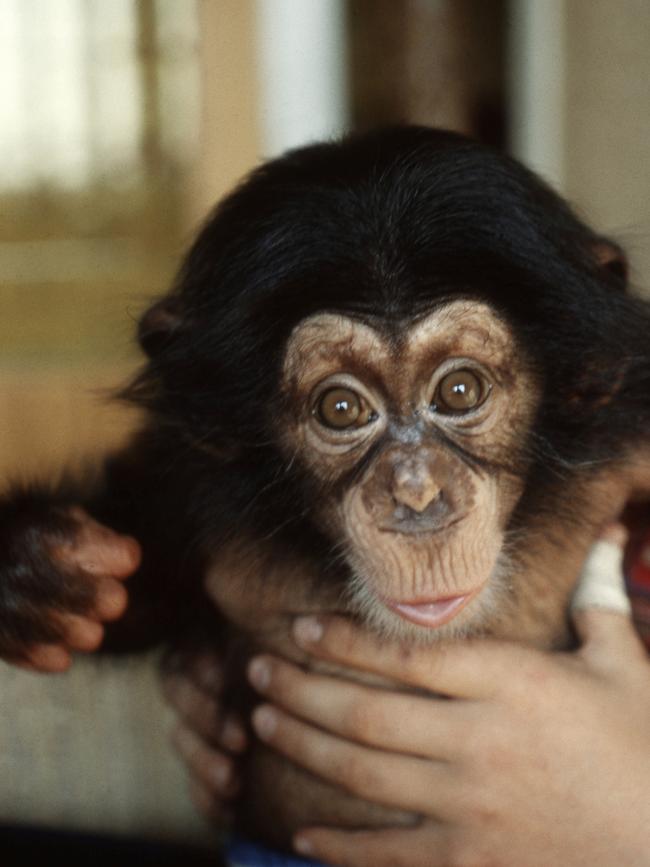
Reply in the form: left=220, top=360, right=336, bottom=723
left=2, top=125, right=650, bottom=641
left=129, top=126, right=650, bottom=548
left=1, top=126, right=649, bottom=835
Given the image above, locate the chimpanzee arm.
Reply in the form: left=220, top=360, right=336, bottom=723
left=0, top=426, right=214, bottom=669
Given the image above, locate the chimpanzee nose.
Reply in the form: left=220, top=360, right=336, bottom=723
left=392, top=461, right=441, bottom=513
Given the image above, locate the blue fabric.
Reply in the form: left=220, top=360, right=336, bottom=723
left=223, top=835, right=329, bottom=867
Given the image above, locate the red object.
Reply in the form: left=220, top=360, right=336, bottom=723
left=625, top=528, right=650, bottom=650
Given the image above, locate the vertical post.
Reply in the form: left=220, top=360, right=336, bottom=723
left=255, top=0, right=349, bottom=158
left=184, top=0, right=259, bottom=229
left=508, top=0, right=566, bottom=190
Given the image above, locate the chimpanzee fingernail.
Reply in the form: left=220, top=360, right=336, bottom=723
left=293, top=616, right=323, bottom=645
left=247, top=657, right=271, bottom=691
left=252, top=705, right=277, bottom=740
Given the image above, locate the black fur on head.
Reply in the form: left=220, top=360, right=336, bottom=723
left=125, top=126, right=650, bottom=533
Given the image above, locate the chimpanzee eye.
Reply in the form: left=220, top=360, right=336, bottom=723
left=315, top=388, right=374, bottom=430
left=432, top=369, right=489, bottom=414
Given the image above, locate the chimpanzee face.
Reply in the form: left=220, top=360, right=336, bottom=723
left=280, top=300, right=538, bottom=641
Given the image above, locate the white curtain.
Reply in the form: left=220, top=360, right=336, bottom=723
left=0, top=0, right=199, bottom=192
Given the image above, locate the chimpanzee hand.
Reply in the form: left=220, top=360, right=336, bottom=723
left=163, top=651, right=246, bottom=823
left=0, top=500, right=139, bottom=672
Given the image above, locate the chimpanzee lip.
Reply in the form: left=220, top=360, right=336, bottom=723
left=378, top=512, right=466, bottom=536
left=383, top=587, right=483, bottom=628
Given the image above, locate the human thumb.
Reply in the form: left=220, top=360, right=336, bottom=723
left=570, top=524, right=642, bottom=661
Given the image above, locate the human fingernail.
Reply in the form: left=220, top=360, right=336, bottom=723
left=293, top=616, right=323, bottom=645
left=247, top=657, right=271, bottom=691
left=252, top=705, right=277, bottom=740
left=293, top=836, right=313, bottom=856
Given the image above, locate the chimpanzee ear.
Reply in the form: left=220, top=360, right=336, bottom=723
left=138, top=297, right=186, bottom=357
left=591, top=238, right=628, bottom=286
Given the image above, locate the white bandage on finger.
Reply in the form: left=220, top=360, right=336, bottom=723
left=571, top=538, right=632, bottom=615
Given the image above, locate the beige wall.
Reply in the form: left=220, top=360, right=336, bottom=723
left=184, top=0, right=260, bottom=231
left=0, top=2, right=261, bottom=484
left=564, top=0, right=650, bottom=296
left=0, top=5, right=260, bottom=842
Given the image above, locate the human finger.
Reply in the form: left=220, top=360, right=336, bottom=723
left=570, top=526, right=646, bottom=666
left=571, top=525, right=630, bottom=619
left=164, top=673, right=246, bottom=751
left=56, top=613, right=104, bottom=651
left=292, top=615, right=526, bottom=699
left=251, top=703, right=450, bottom=815
left=247, top=654, right=467, bottom=759
left=293, top=824, right=444, bottom=867
left=187, top=777, right=234, bottom=825
left=172, top=723, right=240, bottom=798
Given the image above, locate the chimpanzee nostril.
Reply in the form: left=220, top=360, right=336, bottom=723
left=392, top=492, right=449, bottom=529
left=391, top=462, right=441, bottom=513
left=393, top=502, right=421, bottom=523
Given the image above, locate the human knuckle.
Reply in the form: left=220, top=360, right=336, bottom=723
left=342, top=697, right=378, bottom=737
left=337, top=754, right=385, bottom=798
left=508, top=651, right=558, bottom=698
left=443, top=839, right=493, bottom=867
left=471, top=743, right=512, bottom=780
left=466, top=796, right=501, bottom=829
left=466, top=706, right=513, bottom=759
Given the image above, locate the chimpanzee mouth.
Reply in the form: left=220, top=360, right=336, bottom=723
left=382, top=586, right=484, bottom=628
left=378, top=512, right=466, bottom=537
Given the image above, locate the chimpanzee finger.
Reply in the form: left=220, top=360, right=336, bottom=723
left=51, top=515, right=141, bottom=580
left=92, top=576, right=129, bottom=621
left=7, top=614, right=104, bottom=670
left=21, top=643, right=72, bottom=672
left=55, top=613, right=105, bottom=651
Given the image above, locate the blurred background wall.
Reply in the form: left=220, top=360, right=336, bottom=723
left=0, top=0, right=649, bottom=844
left=1, top=0, right=649, bottom=481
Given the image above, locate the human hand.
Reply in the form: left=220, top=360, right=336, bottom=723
left=0, top=505, right=137, bottom=672
left=163, top=651, right=247, bottom=823
left=246, top=529, right=650, bottom=867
